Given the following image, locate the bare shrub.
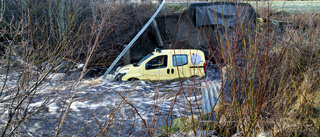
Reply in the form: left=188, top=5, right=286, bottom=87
left=206, top=6, right=320, bottom=136
left=1, top=0, right=320, bottom=136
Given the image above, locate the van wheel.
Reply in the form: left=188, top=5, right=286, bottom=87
left=191, top=75, right=200, bottom=78
left=190, top=75, right=200, bottom=80
left=128, top=78, right=139, bottom=82
left=115, top=73, right=125, bottom=81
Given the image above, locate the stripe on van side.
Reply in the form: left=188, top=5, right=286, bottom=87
left=190, top=66, right=204, bottom=68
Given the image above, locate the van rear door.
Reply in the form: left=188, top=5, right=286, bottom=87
left=190, top=52, right=206, bottom=77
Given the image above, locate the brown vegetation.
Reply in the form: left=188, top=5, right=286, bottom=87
left=0, top=0, right=320, bottom=136
left=208, top=9, right=320, bottom=136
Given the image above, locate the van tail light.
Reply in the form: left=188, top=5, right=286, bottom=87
left=203, top=62, right=207, bottom=74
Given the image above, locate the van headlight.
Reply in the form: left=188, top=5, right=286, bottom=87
left=119, top=68, right=129, bottom=74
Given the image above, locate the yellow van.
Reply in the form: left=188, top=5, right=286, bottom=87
left=115, top=49, right=206, bottom=81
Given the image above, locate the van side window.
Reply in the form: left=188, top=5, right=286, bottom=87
left=173, top=54, right=188, bottom=67
left=146, top=55, right=167, bottom=70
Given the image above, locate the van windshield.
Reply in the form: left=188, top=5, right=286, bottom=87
left=134, top=53, right=154, bottom=66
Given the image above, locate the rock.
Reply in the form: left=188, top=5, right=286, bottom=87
left=84, top=68, right=107, bottom=78
left=53, top=61, right=75, bottom=73
left=257, top=131, right=271, bottom=137
left=0, top=43, right=5, bottom=56
left=69, top=63, right=84, bottom=72
left=231, top=132, right=243, bottom=137
left=47, top=73, right=66, bottom=80
left=103, top=74, right=115, bottom=81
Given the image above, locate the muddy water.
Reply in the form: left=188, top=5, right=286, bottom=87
left=0, top=66, right=220, bottom=136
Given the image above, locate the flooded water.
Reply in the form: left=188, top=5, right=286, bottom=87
left=0, top=65, right=221, bottom=136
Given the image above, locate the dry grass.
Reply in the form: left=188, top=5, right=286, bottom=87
left=203, top=6, right=320, bottom=136
left=1, top=0, right=320, bottom=136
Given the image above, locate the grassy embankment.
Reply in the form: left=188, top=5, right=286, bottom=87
left=249, top=1, right=320, bottom=13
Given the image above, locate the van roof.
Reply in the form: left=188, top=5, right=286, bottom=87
left=153, top=49, right=204, bottom=54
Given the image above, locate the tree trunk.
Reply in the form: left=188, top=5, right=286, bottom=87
left=27, top=0, right=36, bottom=51
left=91, top=1, right=97, bottom=30
left=49, top=0, right=55, bottom=40
left=59, top=0, right=66, bottom=39
left=0, top=0, right=4, bottom=23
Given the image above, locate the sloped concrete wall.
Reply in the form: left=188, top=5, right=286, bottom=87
left=155, top=12, right=218, bottom=58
